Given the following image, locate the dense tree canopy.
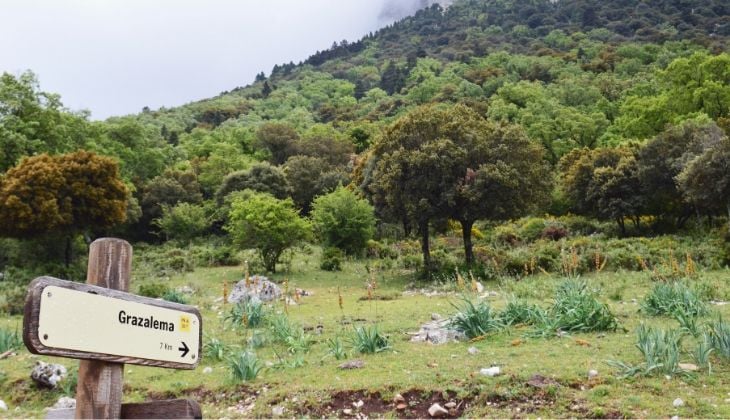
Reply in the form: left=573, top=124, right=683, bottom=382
left=225, top=193, right=311, bottom=273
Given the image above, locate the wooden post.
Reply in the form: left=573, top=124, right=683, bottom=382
left=75, top=238, right=132, bottom=419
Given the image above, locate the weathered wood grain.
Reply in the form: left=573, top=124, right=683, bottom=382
left=46, top=399, right=202, bottom=419
left=76, top=238, right=132, bottom=419
left=22, top=276, right=203, bottom=370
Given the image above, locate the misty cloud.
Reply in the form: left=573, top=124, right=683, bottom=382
left=378, top=0, right=452, bottom=24
left=0, top=0, right=434, bottom=120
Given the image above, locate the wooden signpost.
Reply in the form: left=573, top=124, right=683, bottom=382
left=22, top=238, right=204, bottom=419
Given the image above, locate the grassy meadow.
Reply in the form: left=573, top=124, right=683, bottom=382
left=1, top=244, right=730, bottom=419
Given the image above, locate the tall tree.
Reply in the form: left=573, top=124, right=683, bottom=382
left=637, top=119, right=725, bottom=228
left=449, top=123, right=551, bottom=264
left=677, top=137, right=730, bottom=222
left=0, top=151, right=128, bottom=265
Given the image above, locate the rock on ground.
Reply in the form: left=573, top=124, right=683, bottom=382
left=339, top=360, right=365, bottom=370
left=410, top=319, right=465, bottom=344
left=0, top=400, right=7, bottom=411
left=588, top=369, right=598, bottom=379
left=52, top=397, right=76, bottom=409
left=31, top=361, right=67, bottom=388
left=228, top=275, right=282, bottom=303
left=428, top=403, right=448, bottom=417
left=480, top=366, right=500, bottom=377
left=673, top=398, right=684, bottom=407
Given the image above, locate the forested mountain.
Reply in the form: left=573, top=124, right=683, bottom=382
left=1, top=0, right=729, bottom=260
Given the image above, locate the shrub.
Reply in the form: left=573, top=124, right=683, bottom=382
left=641, top=282, right=707, bottom=317
left=519, top=217, right=548, bottom=242
left=449, top=297, right=504, bottom=339
left=0, top=284, right=27, bottom=315
left=0, top=328, right=21, bottom=353
left=350, top=325, right=390, bottom=354
left=226, top=299, right=266, bottom=328
left=226, top=193, right=312, bottom=273
left=162, top=289, right=188, bottom=304
left=541, top=224, right=569, bottom=241
left=311, top=187, right=376, bottom=256
left=493, top=224, right=520, bottom=246
left=155, top=203, right=209, bottom=242
left=138, top=282, right=170, bottom=299
left=428, top=248, right=459, bottom=279
left=320, top=247, right=343, bottom=271
left=229, top=351, right=262, bottom=382
left=192, top=244, right=241, bottom=267
left=204, top=337, right=228, bottom=361
left=366, top=240, right=399, bottom=259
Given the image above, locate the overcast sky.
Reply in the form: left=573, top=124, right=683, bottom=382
left=0, top=0, right=432, bottom=119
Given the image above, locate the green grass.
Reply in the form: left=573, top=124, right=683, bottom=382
left=1, top=249, right=730, bottom=418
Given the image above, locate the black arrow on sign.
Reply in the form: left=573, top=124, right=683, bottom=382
left=179, top=342, right=189, bottom=358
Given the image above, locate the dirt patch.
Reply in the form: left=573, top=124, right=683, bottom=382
left=526, top=374, right=560, bottom=389
left=294, top=389, right=472, bottom=418
left=146, top=385, right=255, bottom=405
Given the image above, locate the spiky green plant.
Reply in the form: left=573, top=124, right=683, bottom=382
left=708, top=318, right=730, bottom=359
left=608, top=324, right=684, bottom=378
left=229, top=351, right=262, bottom=382
left=350, top=325, right=390, bottom=354
left=203, top=337, right=228, bottom=361
left=641, top=282, right=707, bottom=317
left=225, top=299, right=266, bottom=328
left=529, top=280, right=619, bottom=337
left=268, top=313, right=312, bottom=353
left=0, top=328, right=21, bottom=353
left=449, top=297, right=504, bottom=339
left=692, top=333, right=713, bottom=373
left=325, top=337, right=348, bottom=360
left=499, top=298, right=545, bottom=326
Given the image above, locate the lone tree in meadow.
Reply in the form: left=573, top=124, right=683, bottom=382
left=311, top=187, right=376, bottom=256
left=449, top=123, right=551, bottom=265
left=370, top=104, right=551, bottom=272
left=225, top=192, right=311, bottom=273
left=0, top=150, right=128, bottom=265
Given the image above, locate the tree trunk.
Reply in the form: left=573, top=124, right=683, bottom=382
left=402, top=217, right=411, bottom=237
left=419, top=220, right=431, bottom=278
left=460, top=219, right=475, bottom=266
left=616, top=218, right=626, bottom=236
left=64, top=235, right=73, bottom=268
